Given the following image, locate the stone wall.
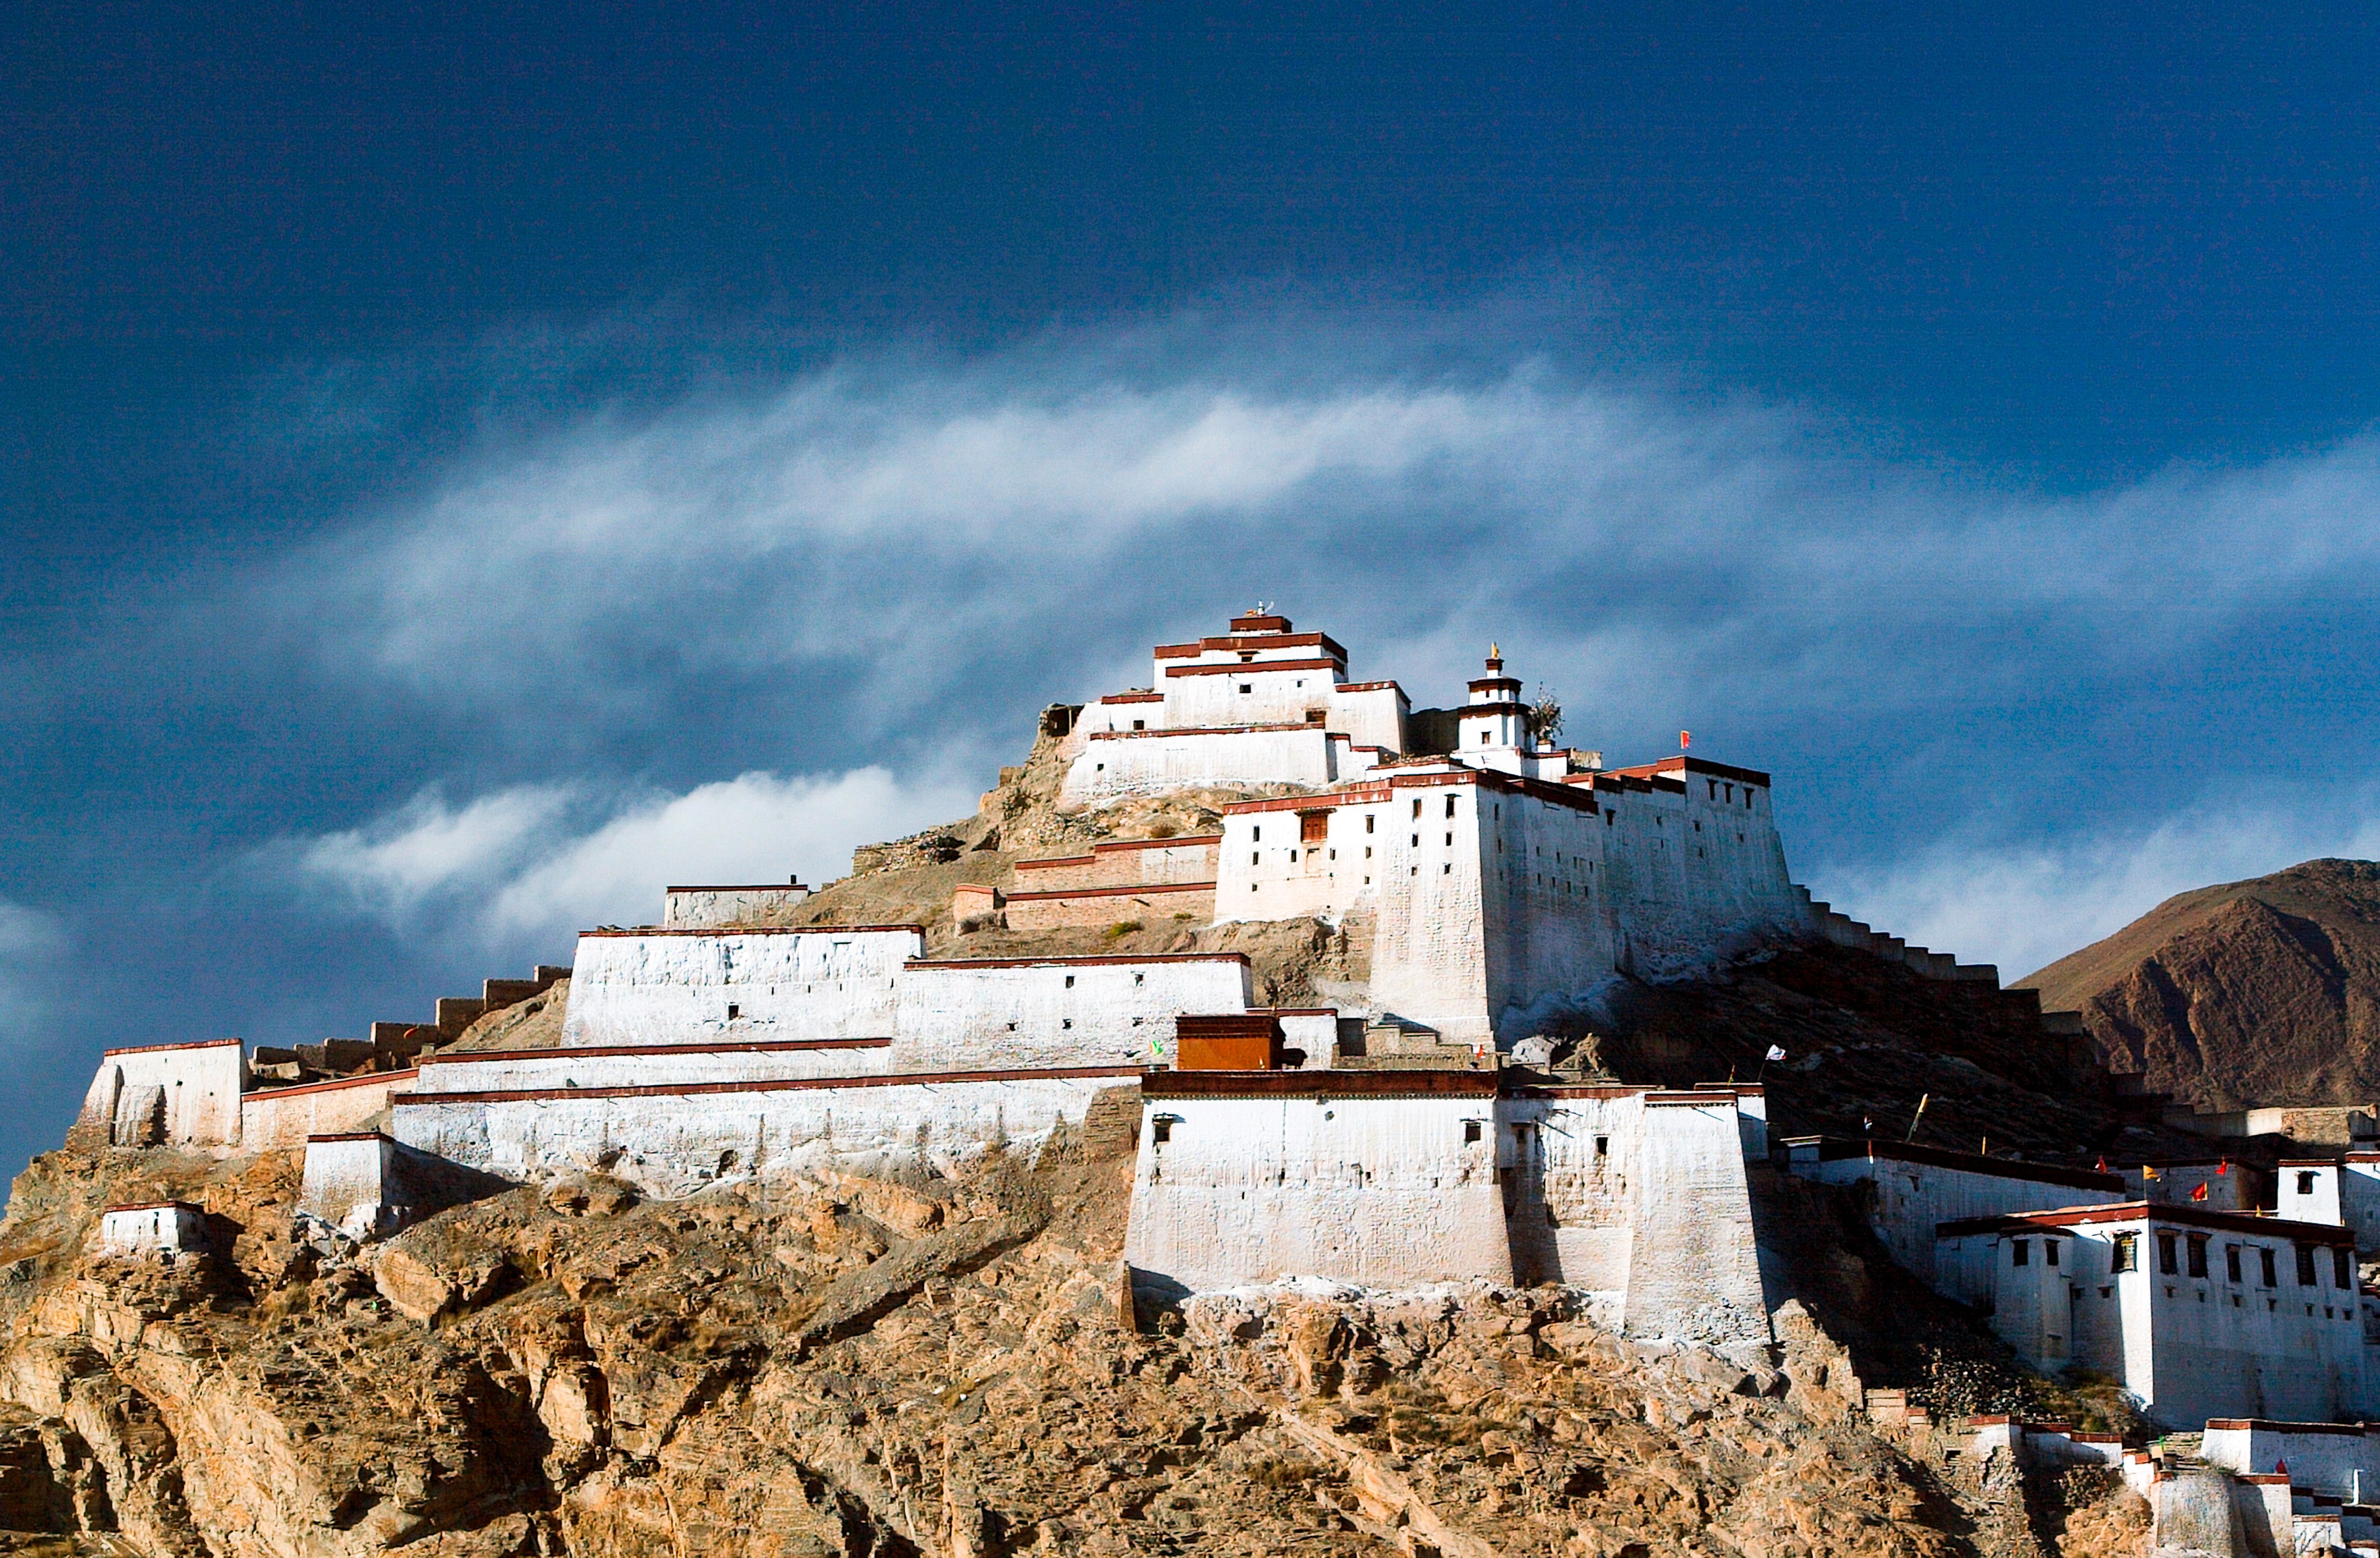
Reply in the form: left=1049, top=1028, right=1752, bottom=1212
left=392, top=1069, right=1134, bottom=1197
left=562, top=926, right=922, bottom=1048
left=661, top=884, right=812, bottom=929
left=78, top=1039, right=246, bottom=1148
left=891, top=954, right=1251, bottom=1071
left=415, top=1038, right=893, bottom=1094
left=1122, top=1074, right=1508, bottom=1295
left=241, top=1070, right=417, bottom=1151
left=1003, top=882, right=1215, bottom=931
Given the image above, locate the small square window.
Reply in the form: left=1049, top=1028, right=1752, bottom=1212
left=1132, top=719, right=1145, bottom=731
left=1152, top=1119, right=1171, bottom=1144
left=1064, top=975, right=1075, bottom=988
left=1594, top=1135, right=1609, bottom=1157
left=1238, top=683, right=1252, bottom=694
left=2300, top=1171, right=2319, bottom=1195
left=725, top=1003, right=740, bottom=1020
left=1463, top=1121, right=1481, bottom=1144
left=2112, top=1234, right=2138, bottom=1272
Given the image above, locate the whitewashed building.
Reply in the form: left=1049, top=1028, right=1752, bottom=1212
left=1934, top=1204, right=2368, bottom=1429
left=95, top=1202, right=207, bottom=1259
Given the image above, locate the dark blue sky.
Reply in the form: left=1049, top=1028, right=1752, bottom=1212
left=7, top=1, right=2380, bottom=1171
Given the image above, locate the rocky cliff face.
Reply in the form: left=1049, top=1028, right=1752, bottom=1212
left=2016, top=858, right=2380, bottom=1110
left=0, top=1091, right=2142, bottom=1558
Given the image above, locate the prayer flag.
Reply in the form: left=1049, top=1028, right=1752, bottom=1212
left=1680, top=730, right=1692, bottom=749
left=2191, top=1181, right=2210, bottom=1202
left=2142, top=1164, right=2160, bottom=1180
left=1766, top=1045, right=1787, bottom=1062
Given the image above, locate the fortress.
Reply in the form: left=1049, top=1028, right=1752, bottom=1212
left=73, top=609, right=2380, bottom=1491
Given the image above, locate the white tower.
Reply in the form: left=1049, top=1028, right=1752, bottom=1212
left=1458, top=645, right=1530, bottom=773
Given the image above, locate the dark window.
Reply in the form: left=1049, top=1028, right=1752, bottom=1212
left=2188, top=1236, right=2208, bottom=1278
left=2112, top=1234, right=2138, bottom=1272
left=2337, top=1247, right=2354, bottom=1288
left=1064, top=975, right=1075, bottom=988
left=1445, top=794, right=1456, bottom=818
left=2226, top=1245, right=2242, bottom=1283
left=1252, top=826, right=1262, bottom=842
left=2044, top=1240, right=2060, bottom=1268
left=1463, top=1121, right=1481, bottom=1144
left=1152, top=1119, right=1171, bottom=1144
left=2300, top=1171, right=2319, bottom=1196
left=2298, top=1245, right=2319, bottom=1286
left=2260, top=1248, right=2278, bottom=1287
left=1305, top=709, right=1325, bottom=724
left=1132, top=719, right=1145, bottom=731
left=2012, top=1240, right=2030, bottom=1268
left=1366, top=814, right=1375, bottom=834
left=725, top=1003, right=739, bottom=1020
left=1238, top=683, right=1251, bottom=694
left=1412, top=799, right=1423, bottom=819
left=2159, top=1234, right=2179, bottom=1275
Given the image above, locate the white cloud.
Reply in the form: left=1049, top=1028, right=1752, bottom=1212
left=1811, top=798, right=2380, bottom=982
left=269, top=767, right=975, bottom=955
left=260, top=331, right=2380, bottom=760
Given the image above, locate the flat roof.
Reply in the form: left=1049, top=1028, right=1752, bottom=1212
left=1143, top=1069, right=1499, bottom=1101
left=1936, top=1200, right=2355, bottom=1245
left=1787, top=1135, right=2127, bottom=1195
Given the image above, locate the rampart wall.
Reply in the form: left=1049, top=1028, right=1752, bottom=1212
left=391, top=1068, right=1135, bottom=1197
left=78, top=1039, right=246, bottom=1148
left=561, top=926, right=922, bottom=1048
left=416, top=1038, right=893, bottom=1094
left=891, top=955, right=1251, bottom=1071
left=242, top=1070, right=417, bottom=1151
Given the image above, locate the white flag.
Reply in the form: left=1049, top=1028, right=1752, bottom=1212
left=1765, top=1045, right=1786, bottom=1063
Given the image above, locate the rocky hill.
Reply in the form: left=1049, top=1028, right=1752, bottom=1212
left=2016, top=858, right=2380, bottom=1111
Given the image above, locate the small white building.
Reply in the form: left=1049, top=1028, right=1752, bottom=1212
left=96, top=1202, right=207, bottom=1259
left=561, top=925, right=925, bottom=1047
left=1934, top=1203, right=2368, bottom=1429
left=2278, top=1154, right=2380, bottom=1253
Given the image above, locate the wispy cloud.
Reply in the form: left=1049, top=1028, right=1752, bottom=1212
left=261, top=767, right=974, bottom=956
left=1815, top=797, right=2380, bottom=982
left=218, top=313, right=2380, bottom=972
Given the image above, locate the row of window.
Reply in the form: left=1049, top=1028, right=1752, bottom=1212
left=2017, top=1232, right=2353, bottom=1288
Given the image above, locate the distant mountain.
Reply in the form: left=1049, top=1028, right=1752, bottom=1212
left=2017, top=858, right=2380, bottom=1110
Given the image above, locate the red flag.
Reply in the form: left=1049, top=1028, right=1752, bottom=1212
left=2277, top=1458, right=2289, bottom=1478
left=2218, top=1158, right=2228, bottom=1175
left=1680, top=730, right=1692, bottom=750
left=2191, top=1181, right=2210, bottom=1202
left=2095, top=1156, right=2109, bottom=1173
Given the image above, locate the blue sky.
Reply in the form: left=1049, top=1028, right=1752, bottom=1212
left=7, top=2, right=2380, bottom=1171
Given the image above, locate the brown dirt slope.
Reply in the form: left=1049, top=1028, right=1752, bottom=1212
left=2014, top=858, right=2380, bottom=1110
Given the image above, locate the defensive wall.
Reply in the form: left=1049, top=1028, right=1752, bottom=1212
left=560, top=926, right=923, bottom=1048
left=416, top=1038, right=894, bottom=1093
left=1123, top=1075, right=1772, bottom=1346
left=661, top=882, right=812, bottom=929
left=78, top=1039, right=246, bottom=1148
left=1002, top=881, right=1217, bottom=931
left=890, top=953, right=1250, bottom=1072
left=241, top=1069, right=418, bottom=1151
left=392, top=1068, right=1143, bottom=1198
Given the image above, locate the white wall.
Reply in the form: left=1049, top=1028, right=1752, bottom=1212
left=2281, top=1158, right=2380, bottom=1253
left=1787, top=1142, right=2126, bottom=1296
left=1624, top=1096, right=1772, bottom=1345
left=416, top=1039, right=892, bottom=1093
left=242, top=1071, right=413, bottom=1150
left=1060, top=726, right=1340, bottom=803
left=97, top=1204, right=206, bottom=1257
left=392, top=1071, right=1131, bottom=1197
left=892, top=956, right=1251, bottom=1071
left=562, top=927, right=921, bottom=1048
left=2201, top=1422, right=2380, bottom=1498
left=1960, top=1215, right=2370, bottom=1429
left=298, top=1135, right=398, bottom=1237
left=661, top=885, right=811, bottom=928
left=78, top=1040, right=246, bottom=1147
left=1122, top=1091, right=1508, bottom=1292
